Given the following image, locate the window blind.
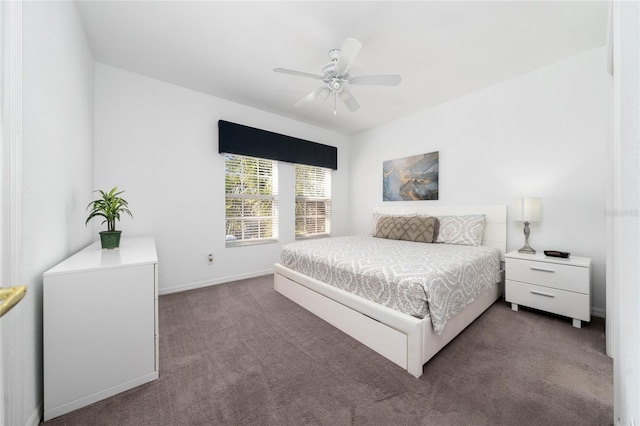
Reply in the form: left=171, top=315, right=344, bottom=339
left=295, top=164, right=331, bottom=238
left=225, top=154, right=278, bottom=245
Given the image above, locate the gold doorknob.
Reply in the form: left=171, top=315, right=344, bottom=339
left=0, top=285, right=26, bottom=318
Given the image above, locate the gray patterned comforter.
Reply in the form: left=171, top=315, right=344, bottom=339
left=280, top=235, right=502, bottom=334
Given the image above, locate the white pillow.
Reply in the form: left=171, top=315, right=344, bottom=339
left=435, top=214, right=486, bottom=246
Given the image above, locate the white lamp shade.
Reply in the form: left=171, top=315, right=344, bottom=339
left=512, top=197, right=541, bottom=222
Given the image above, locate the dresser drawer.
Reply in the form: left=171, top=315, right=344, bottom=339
left=506, top=280, right=590, bottom=321
left=506, top=257, right=589, bottom=294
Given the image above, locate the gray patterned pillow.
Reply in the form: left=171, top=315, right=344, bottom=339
left=374, top=216, right=437, bottom=243
left=368, top=212, right=416, bottom=235
left=434, top=214, right=486, bottom=246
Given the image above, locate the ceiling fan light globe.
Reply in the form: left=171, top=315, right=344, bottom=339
left=319, top=88, right=331, bottom=100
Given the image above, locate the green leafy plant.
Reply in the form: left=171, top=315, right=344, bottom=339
left=85, top=187, right=133, bottom=232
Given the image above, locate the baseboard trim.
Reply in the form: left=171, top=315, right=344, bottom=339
left=158, top=269, right=274, bottom=295
left=591, top=307, right=606, bottom=319
left=157, top=271, right=609, bottom=320
left=28, top=402, right=42, bottom=426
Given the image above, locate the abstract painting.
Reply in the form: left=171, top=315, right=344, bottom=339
left=383, top=151, right=439, bottom=201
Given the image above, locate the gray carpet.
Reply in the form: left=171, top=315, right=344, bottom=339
left=43, top=274, right=613, bottom=425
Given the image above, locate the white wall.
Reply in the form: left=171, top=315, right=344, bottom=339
left=21, top=1, right=95, bottom=423
left=348, top=47, right=610, bottom=317
left=94, top=64, right=350, bottom=294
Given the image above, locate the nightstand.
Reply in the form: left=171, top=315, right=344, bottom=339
left=505, top=250, right=591, bottom=328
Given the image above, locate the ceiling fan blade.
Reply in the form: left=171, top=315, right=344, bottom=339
left=294, top=89, right=319, bottom=108
left=350, top=75, right=402, bottom=86
left=294, top=87, right=331, bottom=108
left=273, top=68, right=324, bottom=80
left=318, top=87, right=331, bottom=100
left=338, top=87, right=360, bottom=112
left=335, top=38, right=361, bottom=74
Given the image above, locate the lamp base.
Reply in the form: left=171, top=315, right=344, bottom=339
left=518, top=244, right=536, bottom=255
left=518, top=221, right=536, bottom=254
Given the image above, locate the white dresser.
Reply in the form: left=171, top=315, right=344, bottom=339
left=505, top=250, right=591, bottom=328
left=43, top=237, right=159, bottom=421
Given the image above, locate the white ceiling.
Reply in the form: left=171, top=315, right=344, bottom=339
left=75, top=1, right=609, bottom=135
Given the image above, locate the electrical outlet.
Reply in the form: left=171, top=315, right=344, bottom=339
left=208, top=254, right=214, bottom=264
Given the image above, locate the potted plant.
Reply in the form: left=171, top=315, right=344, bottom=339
left=85, top=187, right=133, bottom=249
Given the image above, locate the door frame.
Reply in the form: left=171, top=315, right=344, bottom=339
left=1, top=1, right=25, bottom=424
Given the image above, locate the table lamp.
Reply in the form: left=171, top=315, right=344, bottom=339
left=512, top=197, right=541, bottom=254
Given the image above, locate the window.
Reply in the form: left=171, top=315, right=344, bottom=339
left=295, top=164, right=331, bottom=238
left=225, top=154, right=278, bottom=245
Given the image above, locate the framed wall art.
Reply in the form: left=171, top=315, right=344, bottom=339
left=383, top=151, right=439, bottom=201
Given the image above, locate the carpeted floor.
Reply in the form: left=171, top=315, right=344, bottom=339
left=43, top=274, right=613, bottom=425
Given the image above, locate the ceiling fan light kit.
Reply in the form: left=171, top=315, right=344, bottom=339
left=274, top=37, right=401, bottom=115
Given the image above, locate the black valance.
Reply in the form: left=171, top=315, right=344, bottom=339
left=218, top=120, right=337, bottom=170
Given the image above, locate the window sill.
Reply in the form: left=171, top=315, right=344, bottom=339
left=294, top=234, right=331, bottom=241
left=226, top=238, right=279, bottom=248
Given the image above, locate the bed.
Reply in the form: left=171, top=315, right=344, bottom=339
left=274, top=204, right=506, bottom=378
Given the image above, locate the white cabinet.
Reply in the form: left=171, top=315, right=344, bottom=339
left=43, top=237, right=158, bottom=421
left=505, top=250, right=591, bottom=328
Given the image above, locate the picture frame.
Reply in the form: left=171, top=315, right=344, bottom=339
left=383, top=151, right=439, bottom=201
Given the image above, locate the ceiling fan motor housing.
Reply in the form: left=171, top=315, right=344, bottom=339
left=321, top=48, right=350, bottom=93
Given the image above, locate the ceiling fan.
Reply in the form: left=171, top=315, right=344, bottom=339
left=274, top=38, right=401, bottom=114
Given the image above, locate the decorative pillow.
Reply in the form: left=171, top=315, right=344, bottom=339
left=368, top=212, right=416, bottom=235
left=434, top=214, right=486, bottom=246
left=374, top=216, right=437, bottom=243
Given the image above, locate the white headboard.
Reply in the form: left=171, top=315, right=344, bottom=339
left=373, top=204, right=507, bottom=260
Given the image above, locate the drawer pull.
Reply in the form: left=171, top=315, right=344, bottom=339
left=531, top=290, right=555, bottom=298
left=530, top=267, right=555, bottom=273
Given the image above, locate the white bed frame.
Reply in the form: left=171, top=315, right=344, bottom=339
left=274, top=204, right=507, bottom=378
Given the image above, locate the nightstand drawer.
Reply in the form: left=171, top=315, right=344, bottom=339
left=506, top=258, right=589, bottom=294
left=505, top=280, right=590, bottom=321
